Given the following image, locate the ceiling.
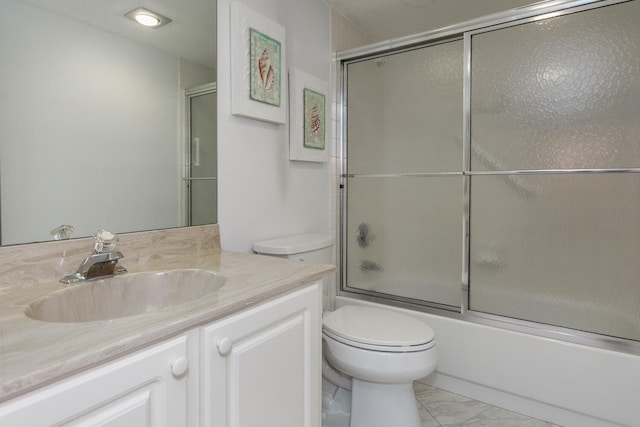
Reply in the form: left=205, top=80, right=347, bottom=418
left=15, top=0, right=543, bottom=68
left=14, top=0, right=216, bottom=69
left=326, top=0, right=537, bottom=43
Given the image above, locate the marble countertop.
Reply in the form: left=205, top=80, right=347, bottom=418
left=0, top=225, right=334, bottom=403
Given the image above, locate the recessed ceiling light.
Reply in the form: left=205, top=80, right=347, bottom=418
left=135, top=13, right=160, bottom=26
left=125, top=7, right=172, bottom=28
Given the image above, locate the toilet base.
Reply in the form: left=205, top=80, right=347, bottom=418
left=350, top=379, right=420, bottom=427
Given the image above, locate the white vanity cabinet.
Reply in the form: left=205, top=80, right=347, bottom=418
left=0, top=282, right=322, bottom=427
left=201, top=284, right=322, bottom=427
left=0, top=334, right=190, bottom=426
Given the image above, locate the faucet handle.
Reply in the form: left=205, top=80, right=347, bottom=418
left=94, top=229, right=118, bottom=253
left=50, top=224, right=75, bottom=240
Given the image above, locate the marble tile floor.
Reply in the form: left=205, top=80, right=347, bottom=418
left=414, top=381, right=562, bottom=427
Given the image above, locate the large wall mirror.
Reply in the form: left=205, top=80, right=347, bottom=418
left=0, top=0, right=217, bottom=246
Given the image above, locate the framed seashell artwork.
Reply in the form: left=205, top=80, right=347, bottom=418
left=250, top=28, right=281, bottom=107
left=303, top=88, right=325, bottom=150
left=231, top=2, right=287, bottom=124
left=289, top=69, right=329, bottom=162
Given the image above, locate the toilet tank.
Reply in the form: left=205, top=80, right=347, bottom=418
left=253, top=233, right=334, bottom=264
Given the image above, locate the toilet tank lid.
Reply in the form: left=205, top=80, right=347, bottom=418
left=253, top=233, right=334, bottom=255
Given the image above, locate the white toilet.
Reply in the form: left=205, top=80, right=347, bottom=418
left=253, top=234, right=436, bottom=427
left=253, top=233, right=335, bottom=312
left=253, top=233, right=335, bottom=263
left=323, top=305, right=436, bottom=427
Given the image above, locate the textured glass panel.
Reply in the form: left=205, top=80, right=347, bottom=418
left=346, top=176, right=463, bottom=307
left=189, top=91, right=217, bottom=226
left=190, top=92, right=217, bottom=178
left=190, top=179, right=217, bottom=226
left=469, top=173, right=640, bottom=341
left=471, top=1, right=640, bottom=170
left=347, top=40, right=463, bottom=174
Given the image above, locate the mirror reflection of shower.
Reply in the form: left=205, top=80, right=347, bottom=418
left=185, top=83, right=217, bottom=226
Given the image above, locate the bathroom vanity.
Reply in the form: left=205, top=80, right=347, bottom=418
left=0, top=225, right=333, bottom=426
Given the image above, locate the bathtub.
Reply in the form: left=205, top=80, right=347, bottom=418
left=336, top=295, right=640, bottom=427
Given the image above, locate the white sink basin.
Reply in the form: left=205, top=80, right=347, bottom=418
left=25, top=269, right=225, bottom=323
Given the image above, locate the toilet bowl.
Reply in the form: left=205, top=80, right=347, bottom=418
left=322, top=305, right=436, bottom=427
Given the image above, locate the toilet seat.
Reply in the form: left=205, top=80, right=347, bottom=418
left=322, top=305, right=434, bottom=353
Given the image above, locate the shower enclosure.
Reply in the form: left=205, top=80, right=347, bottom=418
left=340, top=0, right=640, bottom=351
left=185, top=83, right=218, bottom=226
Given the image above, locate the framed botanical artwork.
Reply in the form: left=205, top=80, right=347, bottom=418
left=289, top=69, right=329, bottom=162
left=231, top=2, right=287, bottom=124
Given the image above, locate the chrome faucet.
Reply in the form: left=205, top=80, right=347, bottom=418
left=60, top=230, right=127, bottom=285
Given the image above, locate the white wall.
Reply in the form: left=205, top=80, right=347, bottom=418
left=0, top=0, right=185, bottom=245
left=217, top=0, right=331, bottom=253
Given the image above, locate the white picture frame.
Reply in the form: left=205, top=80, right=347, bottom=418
left=289, top=69, right=329, bottom=162
left=230, top=2, right=287, bottom=124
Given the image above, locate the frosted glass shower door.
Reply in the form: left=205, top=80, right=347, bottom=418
left=344, top=40, right=464, bottom=308
left=468, top=0, right=640, bottom=341
left=186, top=87, right=217, bottom=226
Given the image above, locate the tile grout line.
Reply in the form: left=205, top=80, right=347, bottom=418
left=416, top=397, right=445, bottom=427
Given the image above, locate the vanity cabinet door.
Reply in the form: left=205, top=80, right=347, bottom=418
left=201, top=283, right=322, bottom=427
left=0, top=334, right=190, bottom=427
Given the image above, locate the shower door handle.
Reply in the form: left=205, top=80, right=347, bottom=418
left=192, top=137, right=201, bottom=167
